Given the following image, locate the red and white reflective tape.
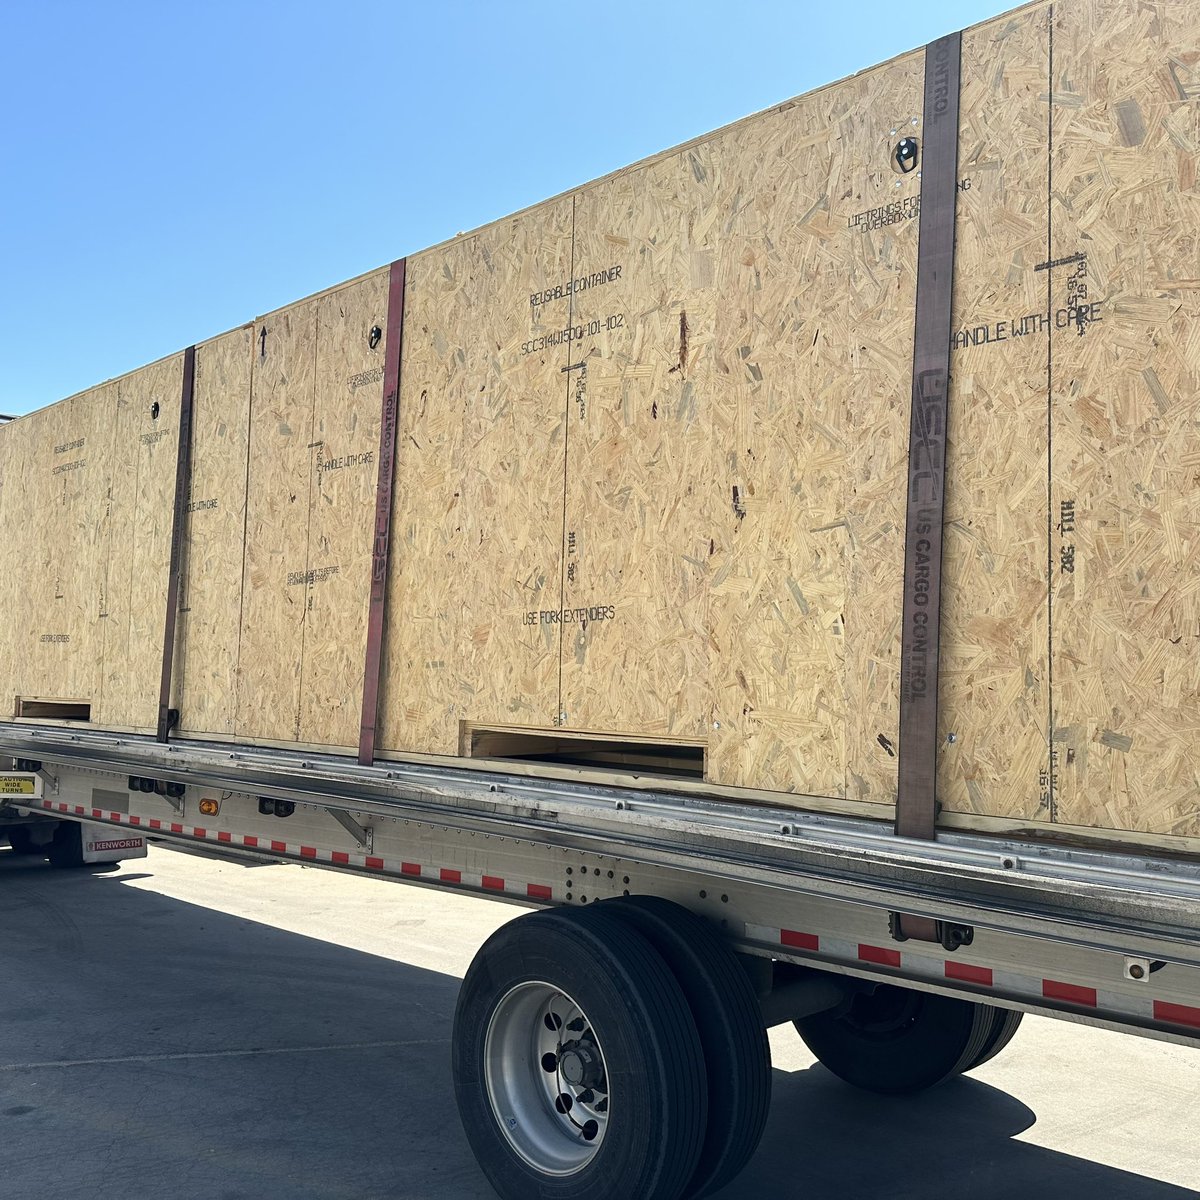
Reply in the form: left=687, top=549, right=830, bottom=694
left=745, top=921, right=1200, bottom=1036
left=34, top=798, right=555, bottom=903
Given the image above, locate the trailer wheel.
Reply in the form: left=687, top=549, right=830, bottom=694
left=46, top=822, right=85, bottom=869
left=794, top=983, right=994, bottom=1095
left=453, top=906, right=707, bottom=1200
left=963, top=1007, right=1023, bottom=1072
left=6, top=827, right=46, bottom=856
left=584, top=896, right=771, bottom=1199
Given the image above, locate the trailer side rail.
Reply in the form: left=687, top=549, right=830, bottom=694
left=3, top=722, right=1198, bottom=1048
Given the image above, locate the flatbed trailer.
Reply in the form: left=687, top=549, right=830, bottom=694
left=2, top=721, right=1197, bottom=1197
left=4, top=2, right=1200, bottom=1197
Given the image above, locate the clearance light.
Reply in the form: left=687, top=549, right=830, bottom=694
left=198, top=797, right=220, bottom=817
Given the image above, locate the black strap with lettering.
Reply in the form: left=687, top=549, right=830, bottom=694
left=358, top=258, right=407, bottom=766
left=895, top=32, right=962, bottom=841
left=156, top=345, right=197, bottom=743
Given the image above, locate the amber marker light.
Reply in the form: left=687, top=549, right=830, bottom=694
left=198, top=797, right=220, bottom=817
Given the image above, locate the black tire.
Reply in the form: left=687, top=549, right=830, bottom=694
left=6, top=827, right=46, bottom=856
left=453, top=906, right=708, bottom=1200
left=46, top=822, right=85, bottom=869
left=795, top=983, right=995, bottom=1095
left=584, top=897, right=770, bottom=1199
left=963, top=1008, right=1023, bottom=1072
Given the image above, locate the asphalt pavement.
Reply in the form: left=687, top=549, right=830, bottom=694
left=0, top=845, right=1196, bottom=1199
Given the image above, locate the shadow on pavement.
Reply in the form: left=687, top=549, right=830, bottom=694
left=714, top=1060, right=1193, bottom=1200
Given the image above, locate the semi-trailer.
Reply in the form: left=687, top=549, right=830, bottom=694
left=2, top=2, right=1198, bottom=1197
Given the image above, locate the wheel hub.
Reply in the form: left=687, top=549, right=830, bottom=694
left=844, top=985, right=923, bottom=1039
left=557, top=1039, right=605, bottom=1090
left=483, top=982, right=611, bottom=1175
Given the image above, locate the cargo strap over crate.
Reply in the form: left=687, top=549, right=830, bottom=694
left=156, top=345, right=197, bottom=743
left=895, top=31, right=962, bottom=845
left=358, top=258, right=408, bottom=766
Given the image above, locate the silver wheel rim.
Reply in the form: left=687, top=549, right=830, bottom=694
left=484, top=981, right=610, bottom=1175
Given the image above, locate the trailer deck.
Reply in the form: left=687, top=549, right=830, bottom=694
left=5, top=722, right=1197, bottom=1051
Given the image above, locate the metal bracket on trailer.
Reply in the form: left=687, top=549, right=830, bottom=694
left=128, top=775, right=184, bottom=814
left=325, top=807, right=373, bottom=854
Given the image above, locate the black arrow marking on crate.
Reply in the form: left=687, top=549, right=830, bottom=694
left=895, top=30, right=962, bottom=846
left=309, top=439, right=325, bottom=489
left=259, top=326, right=267, bottom=359
left=1034, top=252, right=1085, bottom=272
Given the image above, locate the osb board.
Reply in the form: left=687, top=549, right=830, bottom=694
left=559, top=159, right=719, bottom=740
left=938, top=5, right=1053, bottom=822
left=832, top=54, right=928, bottom=806
left=6, top=0, right=1200, bottom=850
left=20, top=384, right=116, bottom=708
left=0, top=415, right=29, bottom=713
left=698, top=49, right=925, bottom=801
left=230, top=271, right=389, bottom=747
left=1047, top=0, right=1200, bottom=839
left=377, top=202, right=574, bottom=754
left=296, top=270, right=389, bottom=745
left=531, top=4, right=1069, bottom=816
left=377, top=0, right=1200, bottom=847
left=97, top=355, right=183, bottom=730
left=175, top=326, right=253, bottom=737
left=235, top=301, right=319, bottom=742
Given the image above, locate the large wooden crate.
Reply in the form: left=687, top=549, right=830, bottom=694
left=1, top=0, right=1197, bottom=850
left=0, top=358, right=181, bottom=731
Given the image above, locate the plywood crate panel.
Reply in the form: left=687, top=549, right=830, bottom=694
left=561, top=154, right=720, bottom=742
left=98, top=355, right=183, bottom=731
left=175, top=326, right=253, bottom=738
left=17, top=384, right=116, bottom=712
left=938, top=5, right=1052, bottom=823
left=235, top=300, right=320, bottom=742
left=378, top=202, right=574, bottom=755
left=0, top=414, right=31, bottom=712
left=298, top=270, right=390, bottom=746
left=705, top=47, right=926, bottom=804
left=1048, top=0, right=1200, bottom=839
left=3, top=0, right=1199, bottom=849
left=0, top=363, right=179, bottom=735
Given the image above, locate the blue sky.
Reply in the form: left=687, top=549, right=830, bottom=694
left=0, top=0, right=1015, bottom=416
